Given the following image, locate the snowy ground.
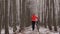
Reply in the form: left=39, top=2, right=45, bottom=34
left=20, top=26, right=59, bottom=34
left=1, top=26, right=59, bottom=34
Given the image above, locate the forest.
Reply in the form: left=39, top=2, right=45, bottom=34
left=0, top=0, right=60, bottom=34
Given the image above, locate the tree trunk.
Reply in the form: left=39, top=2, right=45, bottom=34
left=0, top=0, right=2, bottom=34
left=53, top=0, right=57, bottom=31
left=9, top=0, right=12, bottom=27
left=58, top=0, right=60, bottom=27
left=1, top=0, right=5, bottom=29
left=12, top=0, right=17, bottom=32
left=47, top=0, right=52, bottom=30
left=4, top=0, right=9, bottom=34
left=19, top=0, right=25, bottom=32
left=25, top=1, right=31, bottom=27
left=44, top=0, right=47, bottom=28
left=42, top=0, right=44, bottom=26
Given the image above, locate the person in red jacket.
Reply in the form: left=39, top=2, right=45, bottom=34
left=32, top=14, right=38, bottom=31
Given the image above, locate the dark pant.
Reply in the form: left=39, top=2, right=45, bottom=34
left=32, top=21, right=35, bottom=31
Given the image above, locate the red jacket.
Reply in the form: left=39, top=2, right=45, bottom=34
left=32, top=15, right=38, bottom=21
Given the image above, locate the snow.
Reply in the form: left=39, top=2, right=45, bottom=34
left=20, top=26, right=59, bottom=34
left=1, top=26, right=59, bottom=34
left=9, top=27, right=13, bottom=34
left=1, top=27, right=13, bottom=34
left=1, top=29, right=5, bottom=34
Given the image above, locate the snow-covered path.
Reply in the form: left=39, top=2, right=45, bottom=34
left=19, top=26, right=59, bottom=34
left=1, top=26, right=59, bottom=34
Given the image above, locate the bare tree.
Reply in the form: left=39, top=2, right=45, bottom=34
left=58, top=0, right=60, bottom=27
left=1, top=0, right=5, bottom=29
left=11, top=0, right=17, bottom=32
left=25, top=0, right=31, bottom=27
left=4, top=0, right=9, bottom=34
left=19, top=0, right=25, bottom=32
left=58, top=8, right=60, bottom=27
left=9, top=0, right=12, bottom=27
left=19, top=0, right=32, bottom=32
left=47, top=0, right=52, bottom=30
left=0, top=0, right=2, bottom=34
left=44, top=0, right=47, bottom=28
left=53, top=0, right=57, bottom=31
left=42, top=0, right=44, bottom=26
